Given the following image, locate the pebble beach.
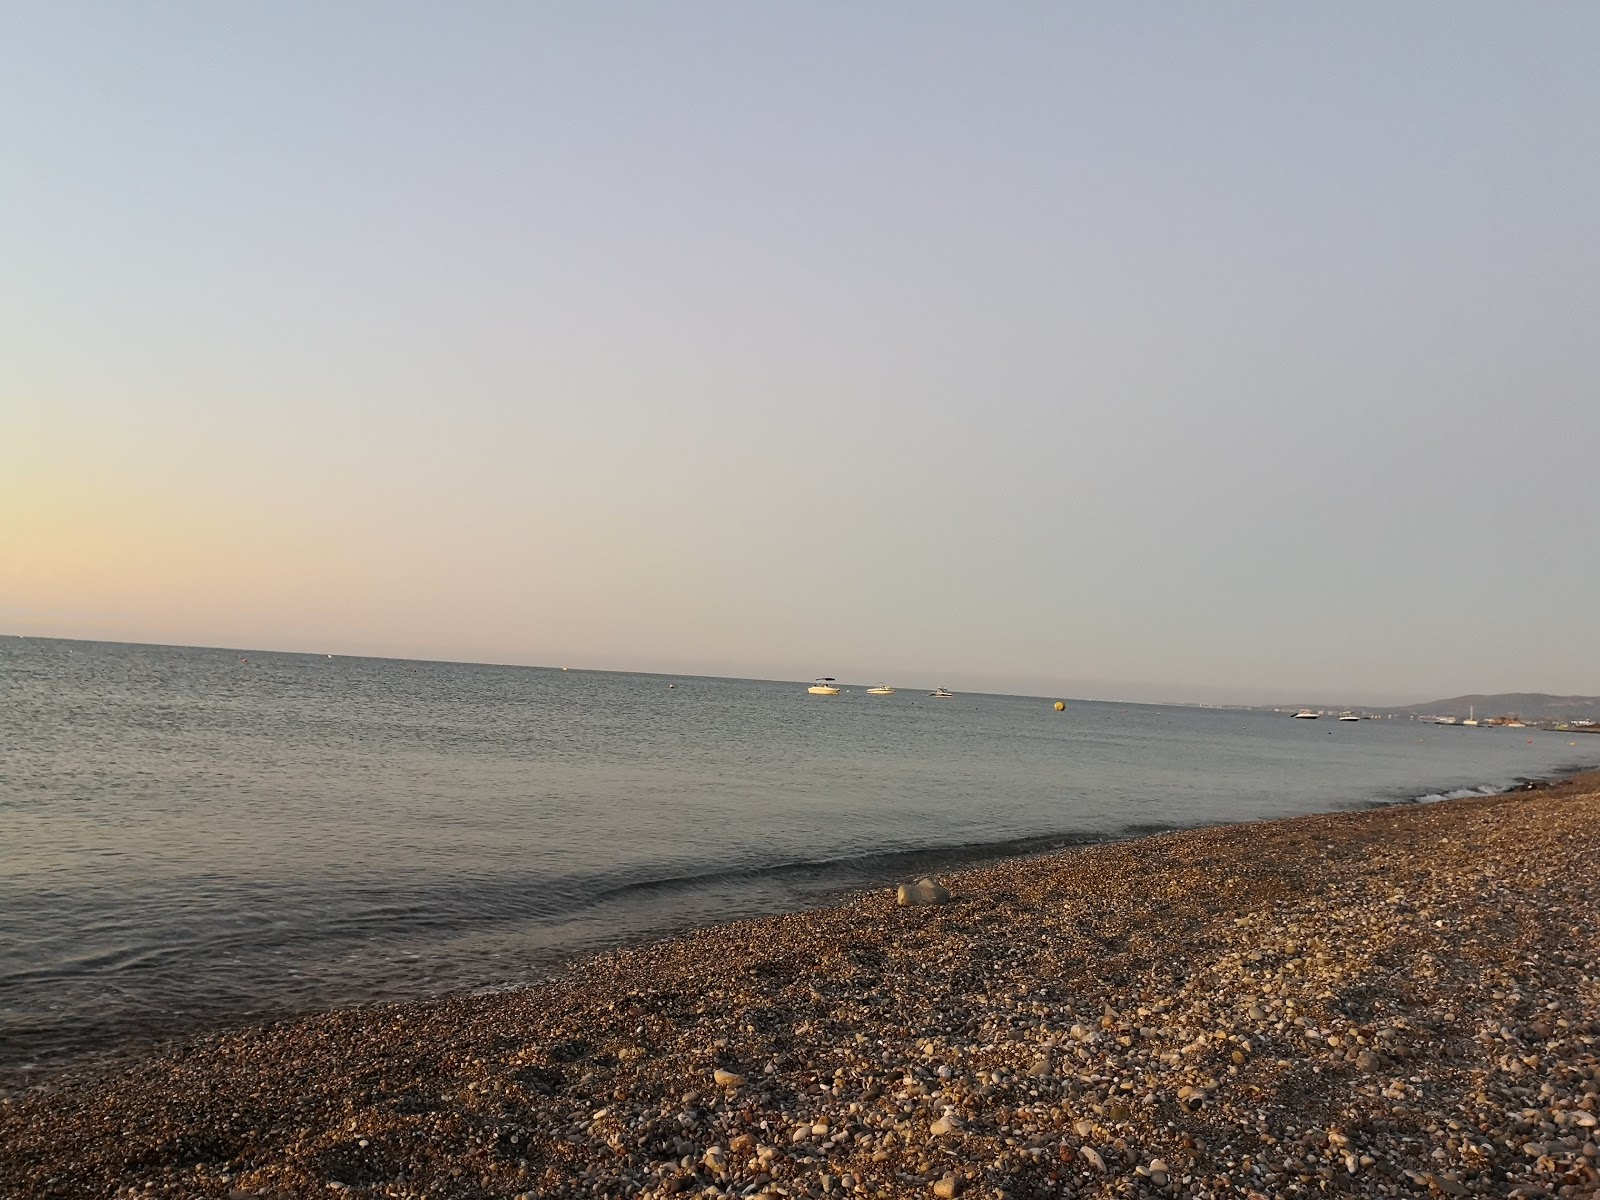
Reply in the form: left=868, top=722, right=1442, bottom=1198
left=3, top=772, right=1597, bottom=1200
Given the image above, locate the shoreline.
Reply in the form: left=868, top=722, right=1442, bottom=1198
left=3, top=771, right=1598, bottom=1198
left=6, top=762, right=1595, bottom=1087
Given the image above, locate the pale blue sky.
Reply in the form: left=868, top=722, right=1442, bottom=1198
left=3, top=3, right=1597, bottom=702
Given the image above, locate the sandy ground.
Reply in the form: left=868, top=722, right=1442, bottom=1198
left=3, top=772, right=1597, bottom=1200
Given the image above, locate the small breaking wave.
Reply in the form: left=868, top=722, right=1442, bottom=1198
left=1411, top=783, right=1504, bottom=804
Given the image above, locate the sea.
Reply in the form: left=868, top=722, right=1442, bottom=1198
left=2, top=636, right=1593, bottom=1077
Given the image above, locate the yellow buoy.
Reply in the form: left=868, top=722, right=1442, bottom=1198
left=1054, top=700, right=1066, bottom=712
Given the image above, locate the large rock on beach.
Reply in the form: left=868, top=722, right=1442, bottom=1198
left=896, top=876, right=951, bottom=906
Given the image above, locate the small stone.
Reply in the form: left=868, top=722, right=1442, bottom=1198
left=930, top=1114, right=963, bottom=1137
left=898, top=877, right=952, bottom=906
left=712, top=1068, right=745, bottom=1088
left=932, top=1175, right=961, bottom=1198
left=1080, top=1146, right=1107, bottom=1172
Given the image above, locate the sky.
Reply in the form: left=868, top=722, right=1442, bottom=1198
left=2, top=3, right=1597, bottom=704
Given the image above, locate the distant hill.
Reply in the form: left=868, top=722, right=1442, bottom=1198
left=1389, top=693, right=1600, bottom=722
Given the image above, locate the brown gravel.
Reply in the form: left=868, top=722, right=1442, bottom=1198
left=3, top=772, right=1598, bottom=1200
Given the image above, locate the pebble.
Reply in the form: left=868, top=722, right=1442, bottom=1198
left=897, top=876, right=952, bottom=907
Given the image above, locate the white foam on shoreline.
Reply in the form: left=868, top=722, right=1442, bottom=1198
left=1412, top=783, right=1513, bottom=804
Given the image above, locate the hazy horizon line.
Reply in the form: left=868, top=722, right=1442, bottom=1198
left=8, top=629, right=1557, bottom=711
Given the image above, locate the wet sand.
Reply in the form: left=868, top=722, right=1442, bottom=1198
left=3, top=772, right=1597, bottom=1200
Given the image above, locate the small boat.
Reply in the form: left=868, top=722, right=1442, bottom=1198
left=929, top=687, right=955, bottom=699
left=1462, top=705, right=1478, bottom=727
left=1435, top=716, right=1457, bottom=725
left=808, top=677, right=841, bottom=695
left=1293, top=709, right=1318, bottom=719
left=866, top=684, right=895, bottom=695
left=1338, top=713, right=1361, bottom=721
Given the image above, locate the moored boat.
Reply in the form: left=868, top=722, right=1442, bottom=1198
left=866, top=684, right=895, bottom=695
left=807, top=678, right=841, bottom=695
left=929, top=687, right=955, bottom=699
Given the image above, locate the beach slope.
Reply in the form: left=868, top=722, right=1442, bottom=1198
left=3, top=774, right=1598, bottom=1199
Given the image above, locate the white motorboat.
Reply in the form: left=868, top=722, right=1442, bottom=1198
left=808, top=677, right=841, bottom=695
left=1338, top=713, right=1361, bottom=721
left=866, top=684, right=895, bottom=696
left=1435, top=716, right=1457, bottom=725
left=1293, top=709, right=1319, bottom=719
left=929, top=687, right=955, bottom=699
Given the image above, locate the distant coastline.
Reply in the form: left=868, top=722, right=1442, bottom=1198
left=8, top=633, right=1599, bottom=720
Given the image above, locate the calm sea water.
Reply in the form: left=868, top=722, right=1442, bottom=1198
left=2, top=637, right=1593, bottom=1074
